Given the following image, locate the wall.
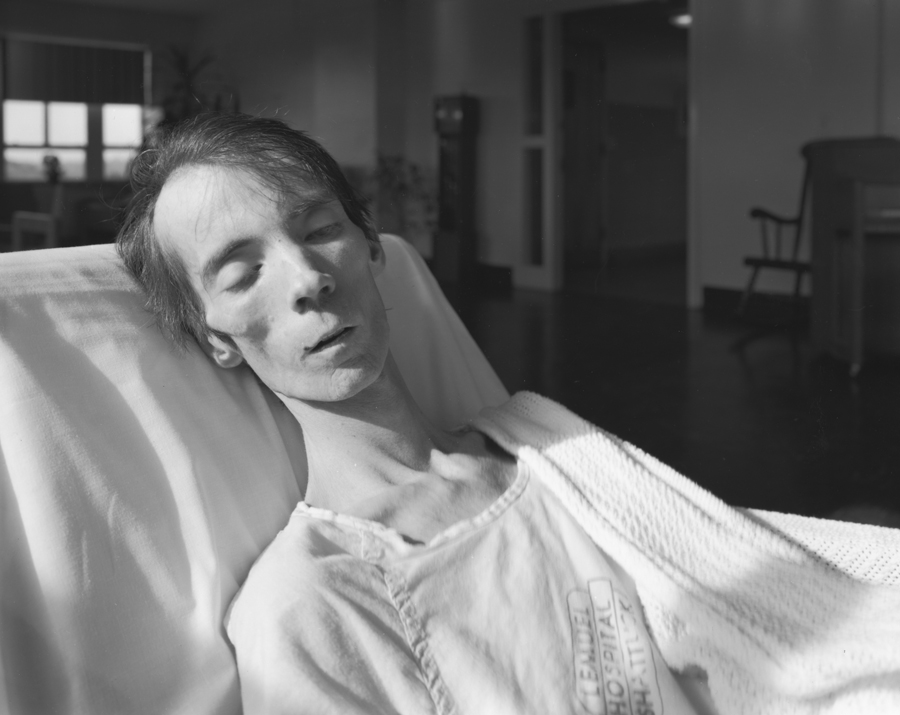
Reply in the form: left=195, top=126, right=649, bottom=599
left=417, top=0, right=900, bottom=294
left=376, top=0, right=408, bottom=159
left=400, top=1, right=437, bottom=171
left=195, top=0, right=376, bottom=169
left=188, top=0, right=650, bottom=272
left=689, top=0, right=900, bottom=304
left=0, top=1, right=199, bottom=234
left=12, top=0, right=894, bottom=298
left=0, top=0, right=198, bottom=106
left=0, top=0, right=197, bottom=48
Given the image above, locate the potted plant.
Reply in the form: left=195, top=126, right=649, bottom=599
left=375, top=155, right=437, bottom=257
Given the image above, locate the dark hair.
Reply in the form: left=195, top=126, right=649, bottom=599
left=116, top=112, right=377, bottom=348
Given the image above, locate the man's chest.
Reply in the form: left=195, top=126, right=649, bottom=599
left=346, top=458, right=517, bottom=545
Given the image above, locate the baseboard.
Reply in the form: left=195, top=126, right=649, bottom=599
left=704, top=286, right=810, bottom=325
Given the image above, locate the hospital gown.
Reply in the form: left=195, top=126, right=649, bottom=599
left=226, top=458, right=699, bottom=714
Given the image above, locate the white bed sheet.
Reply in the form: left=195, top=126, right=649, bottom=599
left=0, top=234, right=508, bottom=715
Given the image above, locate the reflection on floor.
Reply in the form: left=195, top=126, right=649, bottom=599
left=447, top=284, right=900, bottom=520
left=566, top=258, right=687, bottom=307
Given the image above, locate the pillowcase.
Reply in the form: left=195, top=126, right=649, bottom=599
left=0, top=234, right=508, bottom=715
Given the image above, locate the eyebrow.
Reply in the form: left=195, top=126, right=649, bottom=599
left=286, top=195, right=335, bottom=219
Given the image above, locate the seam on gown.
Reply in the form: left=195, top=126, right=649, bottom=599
left=380, top=565, right=457, bottom=715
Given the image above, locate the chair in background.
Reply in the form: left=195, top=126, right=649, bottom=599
left=11, top=210, right=59, bottom=251
left=10, top=182, right=65, bottom=251
left=733, top=152, right=812, bottom=349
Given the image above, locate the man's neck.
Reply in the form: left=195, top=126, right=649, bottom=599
left=278, top=352, right=461, bottom=514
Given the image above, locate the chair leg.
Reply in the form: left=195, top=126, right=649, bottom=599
left=732, top=267, right=763, bottom=351
left=789, top=269, right=805, bottom=330
left=736, top=267, right=760, bottom=317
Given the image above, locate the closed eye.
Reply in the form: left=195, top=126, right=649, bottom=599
left=306, top=222, right=342, bottom=241
left=225, top=264, right=262, bottom=292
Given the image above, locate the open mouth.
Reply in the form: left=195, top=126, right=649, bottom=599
left=308, top=326, right=352, bottom=353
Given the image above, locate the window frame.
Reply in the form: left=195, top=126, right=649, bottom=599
left=3, top=99, right=89, bottom=182
left=0, top=35, right=152, bottom=183
left=2, top=100, right=147, bottom=182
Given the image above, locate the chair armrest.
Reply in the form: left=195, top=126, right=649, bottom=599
left=749, top=207, right=799, bottom=224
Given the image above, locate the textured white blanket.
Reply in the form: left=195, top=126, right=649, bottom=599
left=473, top=392, right=900, bottom=715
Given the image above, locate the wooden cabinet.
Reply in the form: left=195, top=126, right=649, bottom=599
left=805, top=138, right=900, bottom=371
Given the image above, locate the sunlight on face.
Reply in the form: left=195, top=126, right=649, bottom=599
left=154, top=164, right=390, bottom=403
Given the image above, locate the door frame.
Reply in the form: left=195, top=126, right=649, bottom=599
left=514, top=5, right=700, bottom=307
left=513, top=13, right=564, bottom=292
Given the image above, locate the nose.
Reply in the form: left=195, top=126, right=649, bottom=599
left=277, top=242, right=336, bottom=309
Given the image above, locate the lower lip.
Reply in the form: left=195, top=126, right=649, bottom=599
left=309, top=327, right=354, bottom=354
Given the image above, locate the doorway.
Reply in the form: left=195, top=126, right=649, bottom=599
left=561, top=3, right=688, bottom=305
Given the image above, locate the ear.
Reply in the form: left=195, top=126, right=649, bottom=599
left=198, top=332, right=244, bottom=369
left=369, top=239, right=387, bottom=277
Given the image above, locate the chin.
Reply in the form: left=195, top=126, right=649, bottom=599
left=323, top=373, right=381, bottom=403
left=275, top=356, right=388, bottom=404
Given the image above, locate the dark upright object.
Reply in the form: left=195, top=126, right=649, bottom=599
left=805, top=137, right=900, bottom=374
left=433, top=95, right=479, bottom=285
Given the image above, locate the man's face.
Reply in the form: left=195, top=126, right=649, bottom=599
left=154, top=163, right=390, bottom=403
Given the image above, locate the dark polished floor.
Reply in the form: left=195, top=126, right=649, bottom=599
left=445, top=268, right=900, bottom=521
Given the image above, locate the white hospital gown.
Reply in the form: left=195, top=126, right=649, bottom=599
left=226, top=460, right=700, bottom=715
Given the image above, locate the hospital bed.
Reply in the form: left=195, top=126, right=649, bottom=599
left=0, top=232, right=816, bottom=714
left=0, top=234, right=513, bottom=714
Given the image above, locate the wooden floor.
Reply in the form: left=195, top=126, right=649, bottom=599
left=445, top=271, right=900, bottom=521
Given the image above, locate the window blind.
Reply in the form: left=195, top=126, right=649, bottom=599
left=5, top=38, right=144, bottom=105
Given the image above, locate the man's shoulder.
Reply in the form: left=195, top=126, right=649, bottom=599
left=476, top=391, right=596, bottom=449
left=227, top=509, right=366, bottom=632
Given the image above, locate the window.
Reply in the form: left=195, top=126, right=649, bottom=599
left=1, top=37, right=151, bottom=182
left=3, top=100, right=147, bottom=181
left=102, top=103, right=143, bottom=180
left=4, top=100, right=87, bottom=180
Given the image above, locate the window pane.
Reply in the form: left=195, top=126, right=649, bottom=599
left=3, top=100, right=45, bottom=146
left=103, top=148, right=137, bottom=180
left=48, top=102, right=88, bottom=146
left=4, top=148, right=45, bottom=180
left=103, top=104, right=143, bottom=146
left=4, top=148, right=87, bottom=181
left=52, top=149, right=87, bottom=180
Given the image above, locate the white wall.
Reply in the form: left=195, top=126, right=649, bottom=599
left=376, top=0, right=409, bottom=158
left=0, top=0, right=197, bottom=49
left=401, top=1, right=437, bottom=170
left=688, top=0, right=900, bottom=304
left=0, top=0, right=198, bottom=107
left=195, top=0, right=376, bottom=168
left=419, top=0, right=900, bottom=292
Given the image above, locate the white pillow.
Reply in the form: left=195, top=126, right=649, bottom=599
left=0, top=234, right=508, bottom=715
